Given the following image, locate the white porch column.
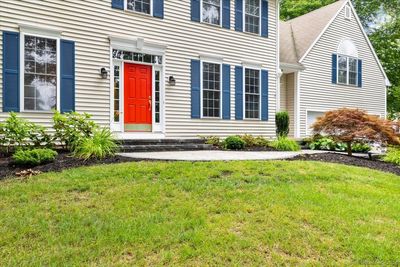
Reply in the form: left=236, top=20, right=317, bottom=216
left=276, top=69, right=283, bottom=112
left=294, top=71, right=301, bottom=138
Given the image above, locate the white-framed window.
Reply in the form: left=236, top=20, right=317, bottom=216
left=22, top=34, right=59, bottom=112
left=202, top=0, right=222, bottom=26
left=113, top=64, right=121, bottom=122
left=126, top=0, right=152, bottom=15
left=154, top=69, right=161, bottom=123
left=338, top=55, right=358, bottom=86
left=202, top=61, right=222, bottom=118
left=244, top=0, right=261, bottom=34
left=345, top=5, right=352, bottom=20
left=244, top=68, right=260, bottom=119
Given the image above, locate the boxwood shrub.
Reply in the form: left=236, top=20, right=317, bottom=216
left=13, top=149, right=58, bottom=166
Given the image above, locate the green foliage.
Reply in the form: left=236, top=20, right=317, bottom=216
left=352, top=143, right=372, bottom=153
left=275, top=111, right=290, bottom=137
left=241, top=134, right=270, bottom=147
left=12, top=149, right=58, bottom=166
left=309, top=136, right=371, bottom=153
left=73, top=129, right=118, bottom=160
left=223, top=136, right=245, bottom=150
left=53, top=111, right=98, bottom=151
left=272, top=137, right=301, bottom=151
left=204, top=136, right=222, bottom=147
left=0, top=112, right=53, bottom=153
left=383, top=147, right=400, bottom=165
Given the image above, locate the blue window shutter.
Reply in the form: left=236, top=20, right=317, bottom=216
left=261, top=0, right=269, bottom=37
left=332, top=54, right=337, bottom=84
left=235, top=66, right=243, bottom=120
left=235, top=0, right=243, bottom=32
left=191, top=59, right=201, bottom=119
left=112, top=0, right=124, bottom=10
left=60, top=40, right=75, bottom=113
left=222, top=0, right=231, bottom=29
left=153, top=0, right=164, bottom=18
left=261, top=70, right=269, bottom=121
left=358, top=59, right=362, bottom=87
left=191, top=0, right=201, bottom=22
left=222, top=64, right=231, bottom=120
left=2, top=31, right=20, bottom=112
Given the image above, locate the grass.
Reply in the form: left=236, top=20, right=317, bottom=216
left=1, top=161, right=400, bottom=266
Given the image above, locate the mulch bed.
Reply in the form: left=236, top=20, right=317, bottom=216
left=0, top=152, right=139, bottom=180
left=290, top=153, right=400, bottom=176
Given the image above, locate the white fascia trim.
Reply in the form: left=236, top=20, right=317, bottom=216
left=280, top=62, right=306, bottom=71
left=298, top=0, right=349, bottom=63
left=199, top=53, right=224, bottom=63
left=347, top=1, right=391, bottom=86
left=109, top=35, right=168, bottom=55
left=19, top=23, right=63, bottom=38
left=242, top=60, right=264, bottom=69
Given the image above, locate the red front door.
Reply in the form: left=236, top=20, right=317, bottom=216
left=124, top=63, right=152, bottom=132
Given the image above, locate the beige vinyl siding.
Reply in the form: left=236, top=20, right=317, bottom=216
left=280, top=74, right=287, bottom=111
left=299, top=3, right=386, bottom=137
left=0, top=0, right=278, bottom=138
left=279, top=73, right=294, bottom=137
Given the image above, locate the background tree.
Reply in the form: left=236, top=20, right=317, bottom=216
left=280, top=0, right=400, bottom=118
left=312, top=108, right=400, bottom=156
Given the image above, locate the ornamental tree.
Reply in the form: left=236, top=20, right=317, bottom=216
left=312, top=108, right=400, bottom=156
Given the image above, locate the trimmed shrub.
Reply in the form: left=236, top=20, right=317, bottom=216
left=276, top=111, right=290, bottom=137
left=272, top=137, right=300, bottom=151
left=223, top=136, right=245, bottom=150
left=73, top=129, right=118, bottom=160
left=53, top=111, right=97, bottom=151
left=13, top=149, right=58, bottom=166
left=383, top=147, right=400, bottom=165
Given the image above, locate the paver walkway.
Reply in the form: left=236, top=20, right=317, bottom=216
left=119, top=150, right=323, bottom=161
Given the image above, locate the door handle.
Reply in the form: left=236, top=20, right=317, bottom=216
left=149, top=99, right=152, bottom=111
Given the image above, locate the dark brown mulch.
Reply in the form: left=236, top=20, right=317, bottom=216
left=290, top=153, right=400, bottom=176
left=0, top=152, right=140, bottom=180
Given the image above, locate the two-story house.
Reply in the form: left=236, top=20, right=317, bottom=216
left=1, top=0, right=279, bottom=139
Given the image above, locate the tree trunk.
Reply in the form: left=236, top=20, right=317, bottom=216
left=347, top=142, right=353, bottom=156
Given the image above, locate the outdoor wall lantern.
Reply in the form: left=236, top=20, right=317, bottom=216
left=169, top=76, right=176, bottom=86
left=100, top=67, right=108, bottom=79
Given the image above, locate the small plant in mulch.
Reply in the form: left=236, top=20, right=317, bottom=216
left=271, top=136, right=301, bottom=152
left=223, top=136, right=245, bottom=150
left=13, top=149, right=58, bottom=167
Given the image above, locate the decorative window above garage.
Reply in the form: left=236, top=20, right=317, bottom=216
left=332, top=39, right=362, bottom=87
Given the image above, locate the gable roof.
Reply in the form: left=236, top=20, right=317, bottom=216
left=280, top=0, right=346, bottom=65
left=279, top=0, right=390, bottom=86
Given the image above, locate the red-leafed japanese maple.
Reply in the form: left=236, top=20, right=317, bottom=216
left=312, top=108, right=400, bottom=156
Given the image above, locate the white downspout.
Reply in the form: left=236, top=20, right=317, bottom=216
left=276, top=0, right=281, bottom=112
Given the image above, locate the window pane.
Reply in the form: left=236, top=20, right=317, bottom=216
left=127, top=0, right=151, bottom=14
left=24, top=35, right=57, bottom=111
left=245, top=68, right=260, bottom=119
left=202, top=62, right=221, bottom=118
left=114, top=65, right=121, bottom=122
left=245, top=0, right=260, bottom=34
left=202, top=0, right=221, bottom=25
left=338, top=56, right=348, bottom=84
left=155, top=70, right=161, bottom=123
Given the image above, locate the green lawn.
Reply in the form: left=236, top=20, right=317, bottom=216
left=1, top=161, right=399, bottom=266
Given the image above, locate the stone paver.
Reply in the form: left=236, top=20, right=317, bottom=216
left=119, top=150, right=323, bottom=161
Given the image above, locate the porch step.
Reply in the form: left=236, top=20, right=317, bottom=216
left=118, top=139, right=213, bottom=152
